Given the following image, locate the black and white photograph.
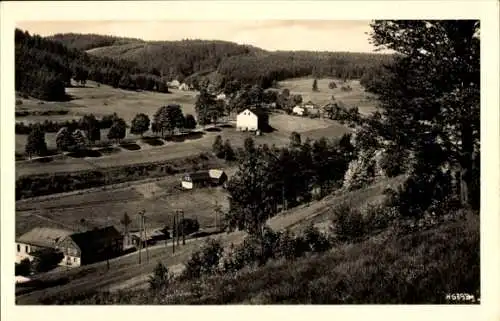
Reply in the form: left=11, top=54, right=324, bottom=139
left=1, top=0, right=499, bottom=318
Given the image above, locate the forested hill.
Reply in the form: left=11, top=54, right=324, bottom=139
left=47, top=33, right=145, bottom=51
left=15, top=29, right=169, bottom=101
left=16, top=29, right=392, bottom=101
left=74, top=33, right=393, bottom=88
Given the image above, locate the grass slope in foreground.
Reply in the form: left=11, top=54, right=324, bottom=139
left=52, top=210, right=478, bottom=304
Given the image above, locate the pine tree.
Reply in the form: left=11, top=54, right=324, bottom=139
left=212, top=135, right=224, bottom=158
left=55, top=127, right=74, bottom=152
left=149, top=261, right=170, bottom=291
left=25, top=125, right=47, bottom=159
left=312, top=79, right=319, bottom=92
left=368, top=20, right=480, bottom=211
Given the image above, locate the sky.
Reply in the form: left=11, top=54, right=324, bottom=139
left=16, top=20, right=379, bottom=52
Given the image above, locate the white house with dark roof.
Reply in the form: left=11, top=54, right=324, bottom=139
left=15, top=227, right=73, bottom=263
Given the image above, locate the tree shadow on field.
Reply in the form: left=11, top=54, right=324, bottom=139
left=205, top=127, right=222, bottom=132
left=141, top=137, right=164, bottom=146
left=165, top=131, right=205, bottom=143
left=119, top=143, right=141, bottom=151
left=67, top=149, right=103, bottom=158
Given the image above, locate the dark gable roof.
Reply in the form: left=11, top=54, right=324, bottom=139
left=17, top=227, right=73, bottom=248
left=69, top=226, right=122, bottom=252
left=183, top=171, right=211, bottom=183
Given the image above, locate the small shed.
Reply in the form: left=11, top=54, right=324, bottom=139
left=181, top=169, right=228, bottom=189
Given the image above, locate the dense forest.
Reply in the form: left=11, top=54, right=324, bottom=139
left=48, top=33, right=144, bottom=51
left=57, top=33, right=393, bottom=88
left=16, top=30, right=392, bottom=101
left=15, top=29, right=168, bottom=101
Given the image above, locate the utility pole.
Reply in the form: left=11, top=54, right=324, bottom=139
left=181, top=210, right=186, bottom=245
left=172, top=214, right=176, bottom=254
left=138, top=214, right=142, bottom=264
left=175, top=210, right=180, bottom=246
left=141, top=209, right=149, bottom=264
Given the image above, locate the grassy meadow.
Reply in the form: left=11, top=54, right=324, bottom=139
left=277, top=77, right=378, bottom=115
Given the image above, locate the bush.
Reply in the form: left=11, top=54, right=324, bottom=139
left=301, top=224, right=331, bottom=253
left=182, top=239, right=224, bottom=280
left=30, top=248, right=64, bottom=273
left=331, top=203, right=366, bottom=242
left=149, top=261, right=171, bottom=292
left=15, top=258, right=31, bottom=276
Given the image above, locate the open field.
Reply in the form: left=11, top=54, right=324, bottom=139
left=16, top=81, right=198, bottom=124
left=16, top=171, right=232, bottom=237
left=15, top=175, right=405, bottom=304
left=277, top=77, right=378, bottom=115
left=16, top=114, right=352, bottom=177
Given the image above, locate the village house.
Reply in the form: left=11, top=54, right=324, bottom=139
left=56, top=226, right=123, bottom=267
left=181, top=169, right=228, bottom=190
left=167, top=79, right=181, bottom=89
left=236, top=108, right=269, bottom=132
left=179, top=83, right=189, bottom=91
left=15, top=227, right=73, bottom=263
left=293, top=105, right=305, bottom=116
left=129, top=228, right=168, bottom=248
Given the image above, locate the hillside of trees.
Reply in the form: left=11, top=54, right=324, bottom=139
left=15, top=29, right=168, bottom=101
left=17, top=30, right=393, bottom=101
left=47, top=33, right=144, bottom=51
left=75, top=33, right=393, bottom=88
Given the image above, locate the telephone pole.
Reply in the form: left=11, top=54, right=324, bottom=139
left=181, top=210, right=185, bottom=245
left=172, top=214, right=176, bottom=254
left=176, top=210, right=180, bottom=246
left=138, top=214, right=142, bottom=264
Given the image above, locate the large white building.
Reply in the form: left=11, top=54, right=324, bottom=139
left=15, top=227, right=73, bottom=263
left=236, top=109, right=259, bottom=131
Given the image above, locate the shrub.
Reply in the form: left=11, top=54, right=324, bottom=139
left=30, top=248, right=64, bottom=273
left=149, top=261, right=171, bottom=292
left=301, top=224, right=331, bottom=253
left=182, top=239, right=224, bottom=280
left=331, top=203, right=366, bottom=242
left=15, top=258, right=31, bottom=276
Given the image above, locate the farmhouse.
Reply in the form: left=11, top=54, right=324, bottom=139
left=168, top=80, right=181, bottom=89
left=57, top=226, right=123, bottom=267
left=16, top=227, right=73, bottom=263
left=181, top=169, right=228, bottom=189
left=236, top=108, right=269, bottom=132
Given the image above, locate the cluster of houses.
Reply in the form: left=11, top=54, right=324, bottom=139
left=15, top=168, right=230, bottom=271
left=167, top=79, right=192, bottom=91
left=15, top=225, right=174, bottom=270
left=292, top=101, right=321, bottom=117
left=16, top=226, right=124, bottom=268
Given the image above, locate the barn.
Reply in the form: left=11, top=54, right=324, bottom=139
left=15, top=227, right=73, bottom=263
left=56, top=226, right=123, bottom=267
left=236, top=108, right=269, bottom=132
left=181, top=169, right=228, bottom=189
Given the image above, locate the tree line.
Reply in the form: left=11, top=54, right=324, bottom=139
left=15, top=29, right=168, bottom=101
left=225, top=133, right=356, bottom=234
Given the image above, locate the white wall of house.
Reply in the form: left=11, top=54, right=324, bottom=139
left=236, top=109, right=258, bottom=131
left=16, top=242, right=33, bottom=263
left=61, top=255, right=81, bottom=268
left=181, top=180, right=193, bottom=189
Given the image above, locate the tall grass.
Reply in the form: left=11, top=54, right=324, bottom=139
left=44, top=210, right=479, bottom=304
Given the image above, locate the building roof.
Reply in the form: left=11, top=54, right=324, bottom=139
left=183, top=171, right=211, bottom=183
left=69, top=226, right=122, bottom=252
left=209, top=169, right=226, bottom=180
left=16, top=227, right=73, bottom=248
left=130, top=229, right=165, bottom=240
